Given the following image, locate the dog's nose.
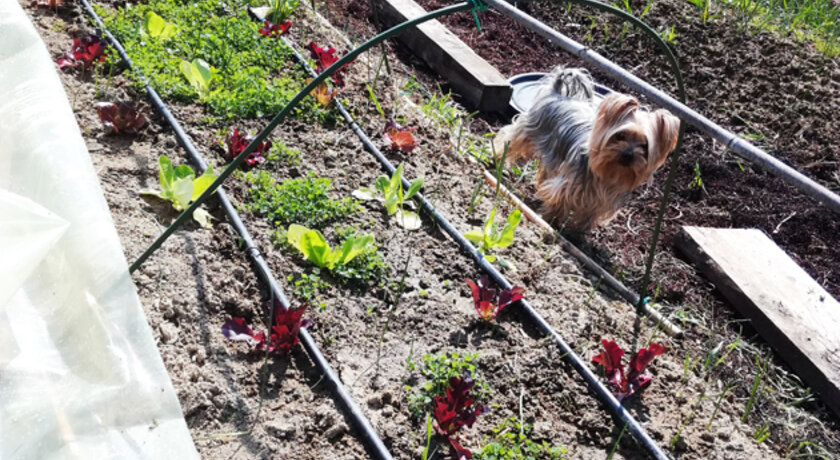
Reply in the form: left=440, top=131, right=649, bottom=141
left=619, top=150, right=634, bottom=166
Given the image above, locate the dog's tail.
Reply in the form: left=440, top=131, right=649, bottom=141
left=538, top=66, right=595, bottom=101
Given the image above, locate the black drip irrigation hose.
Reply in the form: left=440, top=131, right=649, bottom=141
left=277, top=8, right=670, bottom=459
left=78, top=2, right=394, bottom=459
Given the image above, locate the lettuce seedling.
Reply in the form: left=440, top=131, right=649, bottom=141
left=141, top=12, right=177, bottom=39
left=224, top=129, right=272, bottom=166
left=259, top=20, right=291, bottom=38
left=96, top=101, right=146, bottom=134
left=433, top=373, right=486, bottom=436
left=307, top=42, right=351, bottom=87
left=383, top=119, right=418, bottom=153
left=463, top=207, right=522, bottom=266
left=285, top=224, right=374, bottom=270
left=309, top=80, right=339, bottom=107
left=353, top=163, right=423, bottom=230
left=465, top=275, right=524, bottom=322
left=592, top=339, right=666, bottom=401
left=432, top=372, right=487, bottom=460
left=180, top=59, right=213, bottom=100
left=141, top=155, right=217, bottom=227
left=57, top=35, right=107, bottom=71
left=222, top=300, right=312, bottom=354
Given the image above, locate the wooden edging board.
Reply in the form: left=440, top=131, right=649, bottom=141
left=373, top=0, right=512, bottom=113
left=676, top=226, right=840, bottom=417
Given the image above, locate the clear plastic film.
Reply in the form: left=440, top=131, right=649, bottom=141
left=0, top=1, right=198, bottom=458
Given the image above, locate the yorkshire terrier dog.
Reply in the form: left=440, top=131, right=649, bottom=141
left=495, top=67, right=680, bottom=230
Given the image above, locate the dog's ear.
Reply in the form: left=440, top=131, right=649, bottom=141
left=648, top=109, right=681, bottom=169
left=591, top=94, right=639, bottom=150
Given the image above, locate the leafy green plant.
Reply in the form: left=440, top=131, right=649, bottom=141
left=141, top=11, right=177, bottom=39
left=97, top=0, right=325, bottom=119
left=243, top=171, right=358, bottom=229
left=464, top=208, right=522, bottom=267
left=180, top=58, right=212, bottom=100
left=285, top=224, right=374, bottom=271
left=406, top=352, right=492, bottom=417
left=354, top=163, right=423, bottom=230
left=286, top=269, right=328, bottom=303
left=475, top=418, right=568, bottom=460
left=142, top=155, right=216, bottom=227
left=266, top=140, right=301, bottom=165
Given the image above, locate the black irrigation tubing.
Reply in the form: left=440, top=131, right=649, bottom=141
left=274, top=7, right=670, bottom=460
left=78, top=1, right=394, bottom=458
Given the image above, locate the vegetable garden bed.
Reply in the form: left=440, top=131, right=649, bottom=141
left=19, top=0, right=840, bottom=458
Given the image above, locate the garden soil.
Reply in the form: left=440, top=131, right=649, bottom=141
left=19, top=0, right=840, bottom=459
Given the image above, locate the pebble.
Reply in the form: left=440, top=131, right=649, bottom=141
left=700, top=431, right=715, bottom=442
left=159, top=323, right=177, bottom=343
left=265, top=419, right=296, bottom=439
left=324, top=423, right=347, bottom=441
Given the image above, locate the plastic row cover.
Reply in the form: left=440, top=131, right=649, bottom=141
left=0, top=1, right=198, bottom=458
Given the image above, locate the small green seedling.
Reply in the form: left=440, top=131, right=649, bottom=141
left=266, top=0, right=299, bottom=23
left=353, top=163, right=423, bottom=230
left=180, top=58, right=212, bottom=100
left=141, top=12, right=177, bottom=39
left=285, top=224, right=374, bottom=270
left=464, top=207, right=522, bottom=268
left=142, top=155, right=217, bottom=227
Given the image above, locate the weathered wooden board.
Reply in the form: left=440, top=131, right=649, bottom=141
left=374, top=0, right=512, bottom=113
left=676, top=226, right=840, bottom=417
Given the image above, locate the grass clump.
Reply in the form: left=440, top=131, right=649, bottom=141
left=243, top=171, right=358, bottom=229
left=475, top=418, right=568, bottom=460
left=96, top=0, right=327, bottom=119
left=406, top=352, right=492, bottom=417
left=718, top=0, right=840, bottom=56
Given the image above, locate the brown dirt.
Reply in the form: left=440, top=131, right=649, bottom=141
left=19, top=0, right=840, bottom=459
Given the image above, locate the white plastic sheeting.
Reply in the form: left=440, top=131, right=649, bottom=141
left=0, top=1, right=199, bottom=458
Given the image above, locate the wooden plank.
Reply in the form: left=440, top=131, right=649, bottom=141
left=676, top=226, right=840, bottom=417
left=374, top=0, right=512, bottom=113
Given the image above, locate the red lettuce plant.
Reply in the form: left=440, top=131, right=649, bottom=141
left=224, top=129, right=272, bottom=166
left=258, top=20, right=291, bottom=38
left=309, top=79, right=340, bottom=107
left=592, top=339, right=666, bottom=401
left=432, top=372, right=486, bottom=459
left=222, top=300, right=312, bottom=354
left=306, top=42, right=352, bottom=87
left=465, top=275, right=524, bottom=322
left=57, top=35, right=107, bottom=71
left=383, top=119, right=418, bottom=153
left=96, top=101, right=146, bottom=134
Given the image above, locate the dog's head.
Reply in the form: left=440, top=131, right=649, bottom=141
left=588, top=93, right=680, bottom=191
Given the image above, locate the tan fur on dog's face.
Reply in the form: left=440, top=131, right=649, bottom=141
left=589, top=94, right=680, bottom=191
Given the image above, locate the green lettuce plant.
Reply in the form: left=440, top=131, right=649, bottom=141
left=142, top=155, right=216, bottom=227
left=354, top=163, right=423, bottom=230
left=141, top=12, right=177, bottom=39
left=464, top=208, right=522, bottom=268
left=180, top=58, right=212, bottom=100
left=285, top=224, right=374, bottom=270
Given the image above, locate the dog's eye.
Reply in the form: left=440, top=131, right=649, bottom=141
left=613, top=132, right=627, bottom=142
